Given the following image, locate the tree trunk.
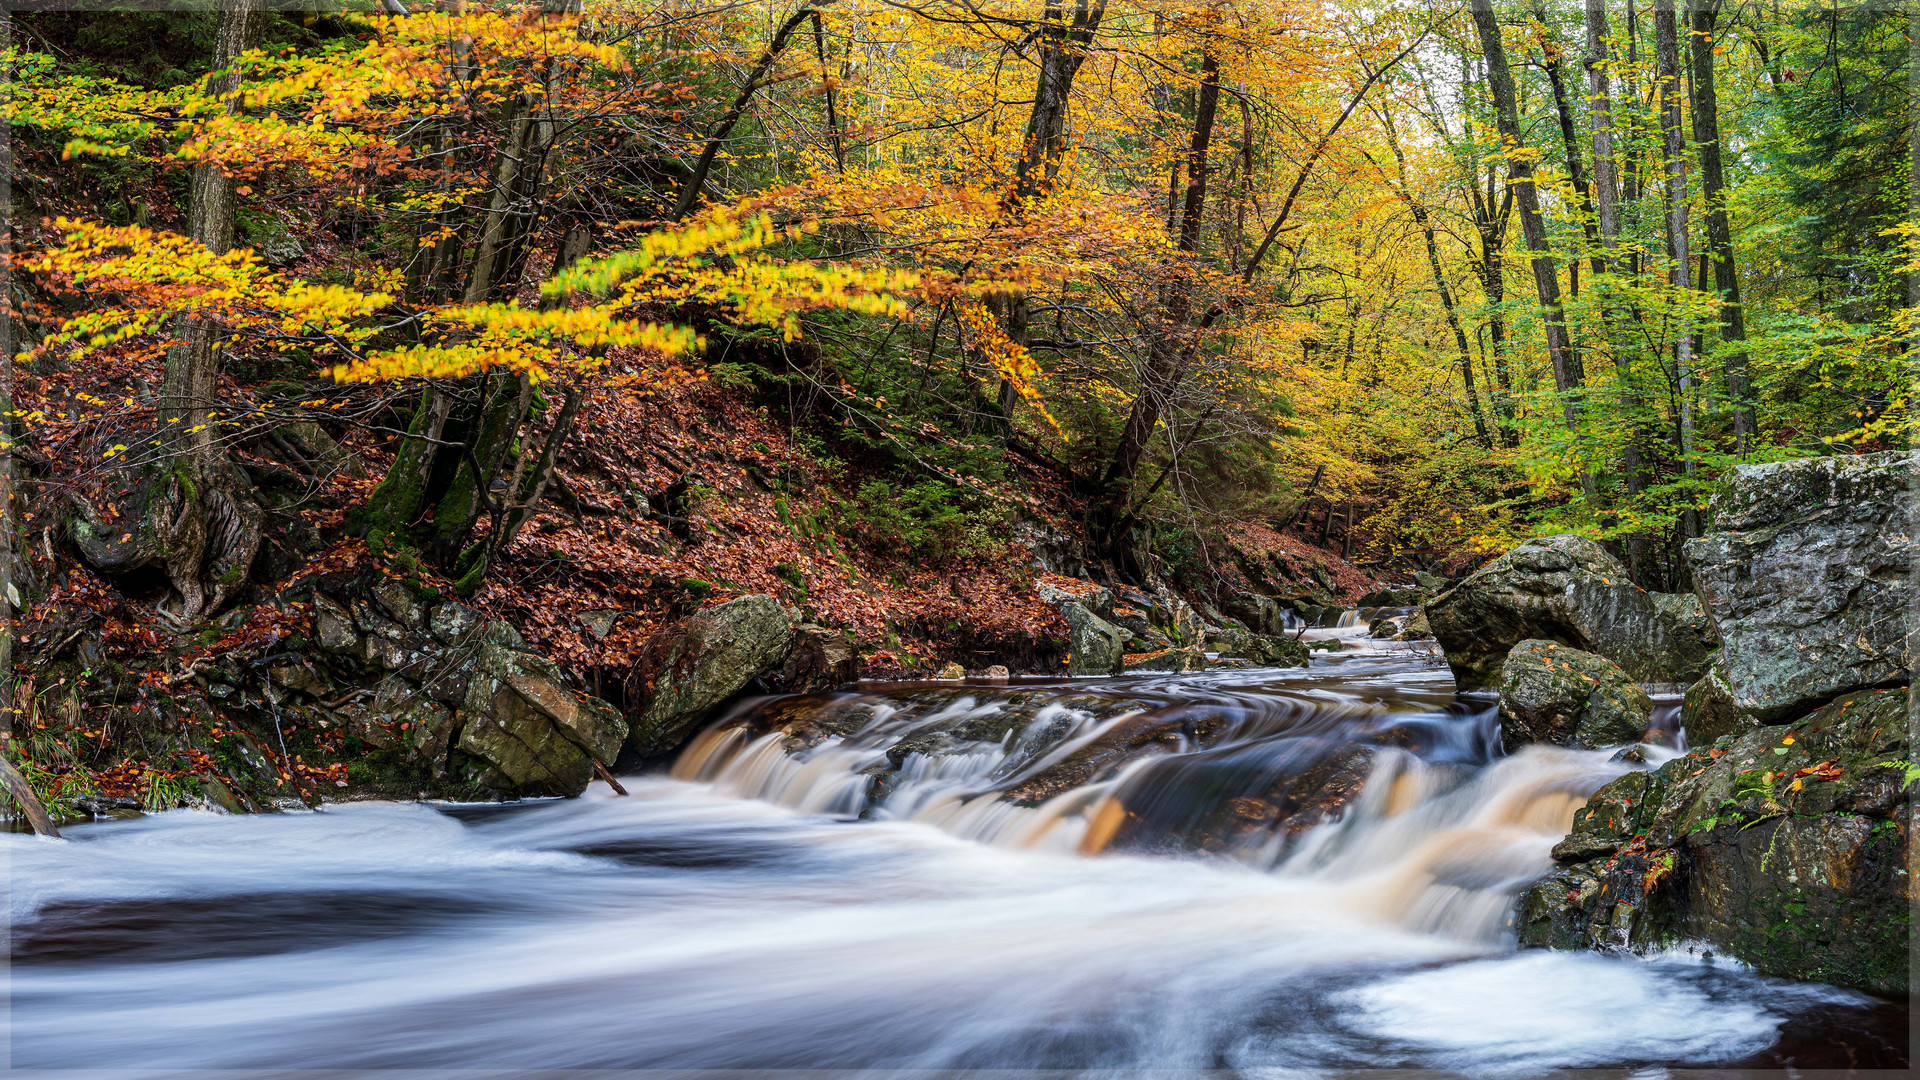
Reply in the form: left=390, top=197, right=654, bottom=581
left=150, top=0, right=265, bottom=619
left=1102, top=43, right=1216, bottom=494
left=1660, top=0, right=1703, bottom=543
left=1588, top=0, right=1650, bottom=583
left=996, top=0, right=1108, bottom=420
left=1532, top=2, right=1603, bottom=291
left=672, top=3, right=829, bottom=221
left=1469, top=0, right=1593, bottom=498
left=1379, top=115, right=1491, bottom=448
left=1689, top=0, right=1756, bottom=450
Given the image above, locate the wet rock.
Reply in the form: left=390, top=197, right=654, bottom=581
left=1684, top=451, right=1912, bottom=723
left=778, top=623, right=861, bottom=693
left=1393, top=608, right=1433, bottom=641
left=1520, top=689, right=1911, bottom=994
left=1359, top=586, right=1425, bottom=607
left=936, top=662, right=965, bottom=681
left=1497, top=640, right=1652, bottom=751
left=1427, top=535, right=1715, bottom=691
left=982, top=665, right=1011, bottom=681
left=1002, top=711, right=1226, bottom=804
left=627, top=594, right=794, bottom=756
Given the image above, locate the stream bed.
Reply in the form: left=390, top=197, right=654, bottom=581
left=7, top=642, right=1907, bottom=1073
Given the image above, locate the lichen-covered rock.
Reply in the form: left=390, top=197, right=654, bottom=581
left=1497, top=640, right=1652, bottom=751
left=1427, top=535, right=1715, bottom=691
left=1519, top=689, right=1912, bottom=994
left=627, top=594, right=794, bottom=755
left=1684, top=451, right=1912, bottom=723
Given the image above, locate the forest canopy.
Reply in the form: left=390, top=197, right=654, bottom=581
left=5, top=0, right=1909, bottom=619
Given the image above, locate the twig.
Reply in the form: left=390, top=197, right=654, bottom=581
left=593, top=759, right=628, bottom=796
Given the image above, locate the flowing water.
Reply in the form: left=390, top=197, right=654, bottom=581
left=7, top=641, right=1906, bottom=1074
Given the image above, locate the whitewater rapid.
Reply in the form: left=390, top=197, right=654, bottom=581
left=5, top=656, right=1898, bottom=1072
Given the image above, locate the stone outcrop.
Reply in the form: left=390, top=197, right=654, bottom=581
left=627, top=594, right=794, bottom=755
left=1426, top=535, right=1716, bottom=691
left=1684, top=451, right=1913, bottom=726
left=298, top=581, right=627, bottom=798
left=1518, top=689, right=1911, bottom=995
left=1496, top=640, right=1651, bottom=752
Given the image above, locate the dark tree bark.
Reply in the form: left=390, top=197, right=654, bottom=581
left=672, top=3, right=832, bottom=221
left=1468, top=0, right=1594, bottom=499
left=1689, top=0, right=1757, bottom=450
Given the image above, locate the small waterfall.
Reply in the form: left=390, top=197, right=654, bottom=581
left=671, top=668, right=1630, bottom=942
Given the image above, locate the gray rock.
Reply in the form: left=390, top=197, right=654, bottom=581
left=1224, top=591, right=1290, bottom=636
left=455, top=642, right=628, bottom=794
left=1497, top=639, right=1652, bottom=751
left=627, top=595, right=793, bottom=755
left=1427, top=535, right=1715, bottom=691
left=1012, top=520, right=1087, bottom=578
left=313, top=594, right=361, bottom=655
left=1684, top=451, right=1913, bottom=723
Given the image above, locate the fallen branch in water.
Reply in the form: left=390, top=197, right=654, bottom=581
left=594, top=760, right=628, bottom=796
left=0, top=752, right=61, bottom=838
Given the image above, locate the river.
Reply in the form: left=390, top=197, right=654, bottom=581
left=7, top=631, right=1906, bottom=1072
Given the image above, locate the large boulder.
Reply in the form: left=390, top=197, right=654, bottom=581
left=627, top=595, right=794, bottom=755
left=1039, top=579, right=1126, bottom=675
left=1684, top=451, right=1913, bottom=724
left=1519, top=689, right=1911, bottom=994
left=1496, top=640, right=1652, bottom=752
left=456, top=637, right=629, bottom=797
left=1427, top=535, right=1715, bottom=691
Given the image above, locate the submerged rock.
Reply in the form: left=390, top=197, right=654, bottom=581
left=1684, top=451, right=1913, bottom=723
left=1519, top=689, right=1911, bottom=994
left=628, top=594, right=794, bottom=756
left=1427, top=535, right=1715, bottom=691
left=1497, top=640, right=1652, bottom=752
